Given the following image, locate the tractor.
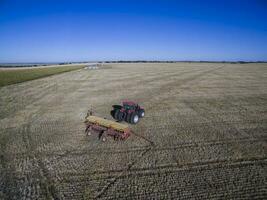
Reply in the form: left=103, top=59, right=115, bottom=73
left=111, top=101, right=145, bottom=124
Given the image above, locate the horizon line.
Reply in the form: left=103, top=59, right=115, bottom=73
left=1, top=60, right=267, bottom=65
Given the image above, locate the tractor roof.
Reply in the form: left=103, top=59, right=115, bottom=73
left=122, top=100, right=137, bottom=106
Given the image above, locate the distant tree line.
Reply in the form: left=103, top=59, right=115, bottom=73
left=103, top=60, right=267, bottom=64
left=1, top=60, right=266, bottom=68
left=0, top=64, right=46, bottom=68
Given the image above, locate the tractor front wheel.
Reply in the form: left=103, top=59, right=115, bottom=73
left=138, top=109, right=145, bottom=118
left=130, top=112, right=139, bottom=124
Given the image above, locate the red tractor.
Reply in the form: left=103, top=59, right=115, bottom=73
left=111, top=101, right=145, bottom=124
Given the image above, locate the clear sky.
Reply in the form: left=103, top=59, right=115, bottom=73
left=0, top=0, right=267, bottom=62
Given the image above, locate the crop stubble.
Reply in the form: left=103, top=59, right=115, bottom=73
left=0, top=63, right=266, bottom=199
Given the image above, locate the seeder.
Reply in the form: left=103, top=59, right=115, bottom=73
left=84, top=115, right=132, bottom=141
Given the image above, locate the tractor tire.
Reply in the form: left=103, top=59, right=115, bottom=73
left=114, top=109, right=125, bottom=121
left=125, top=113, right=131, bottom=123
left=110, top=110, right=116, bottom=119
left=130, top=112, right=139, bottom=124
left=114, top=109, right=119, bottom=120
left=138, top=109, right=145, bottom=118
left=111, top=105, right=123, bottom=120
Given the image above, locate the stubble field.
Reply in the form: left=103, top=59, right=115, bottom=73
left=0, top=63, right=266, bottom=199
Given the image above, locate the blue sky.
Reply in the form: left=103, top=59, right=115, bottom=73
left=0, top=0, right=267, bottom=62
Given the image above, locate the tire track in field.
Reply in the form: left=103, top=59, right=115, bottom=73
left=4, top=135, right=267, bottom=159
left=58, top=157, right=267, bottom=199
left=94, top=146, right=154, bottom=199
left=143, top=65, right=226, bottom=110
left=64, top=157, right=267, bottom=180
left=97, top=157, right=267, bottom=178
left=183, top=99, right=259, bottom=139
left=54, top=136, right=267, bottom=179
left=0, top=112, right=62, bottom=199
left=20, top=123, right=61, bottom=200
left=0, top=127, right=21, bottom=199
left=102, top=159, right=267, bottom=199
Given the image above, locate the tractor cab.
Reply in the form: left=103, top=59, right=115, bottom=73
left=122, top=100, right=144, bottom=111
left=122, top=101, right=138, bottom=111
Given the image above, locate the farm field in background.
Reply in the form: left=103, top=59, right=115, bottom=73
left=0, top=64, right=87, bottom=87
left=0, top=62, right=266, bottom=199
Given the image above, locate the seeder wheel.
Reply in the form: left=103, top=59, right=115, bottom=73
left=85, top=125, right=91, bottom=136
left=98, top=130, right=107, bottom=142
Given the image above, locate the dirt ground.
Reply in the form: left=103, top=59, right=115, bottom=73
left=0, top=63, right=266, bottom=199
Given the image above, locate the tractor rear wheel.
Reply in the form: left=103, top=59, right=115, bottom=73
left=110, top=110, right=115, bottom=118
left=111, top=105, right=122, bottom=119
left=114, top=109, right=125, bottom=121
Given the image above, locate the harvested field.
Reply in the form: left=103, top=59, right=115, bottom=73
left=0, top=62, right=266, bottom=199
